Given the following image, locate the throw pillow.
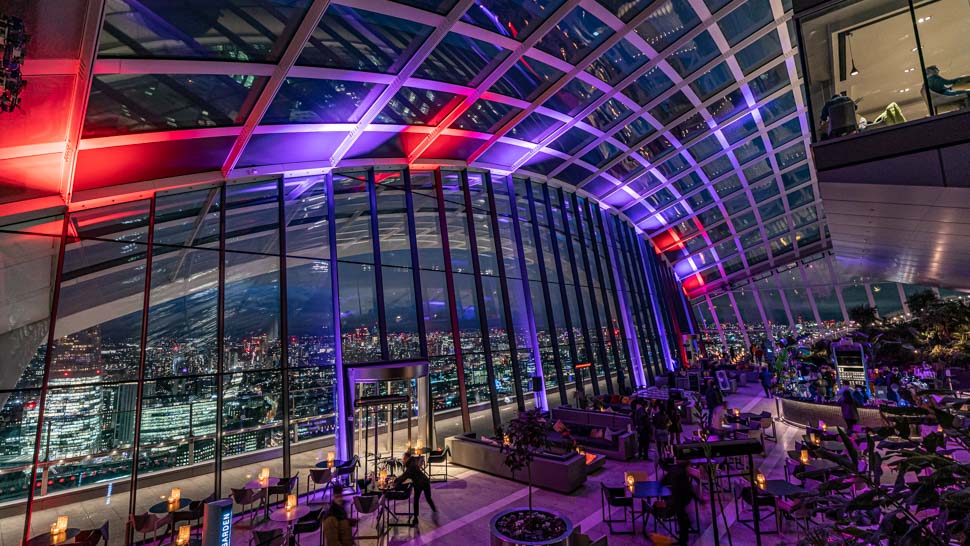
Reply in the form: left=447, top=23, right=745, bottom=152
left=553, top=419, right=566, bottom=433
left=590, top=428, right=604, bottom=439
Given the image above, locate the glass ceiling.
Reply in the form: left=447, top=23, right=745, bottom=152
left=82, top=0, right=823, bottom=299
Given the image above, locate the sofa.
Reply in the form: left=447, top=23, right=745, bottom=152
left=445, top=433, right=587, bottom=493
left=550, top=407, right=637, bottom=461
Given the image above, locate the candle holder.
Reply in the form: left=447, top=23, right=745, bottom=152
left=756, top=471, right=766, bottom=490
left=56, top=515, right=68, bottom=533
left=379, top=469, right=388, bottom=488
left=800, top=449, right=809, bottom=465
left=170, top=487, right=181, bottom=503
left=176, top=525, right=191, bottom=546
left=819, top=420, right=827, bottom=432
left=733, top=408, right=740, bottom=417
left=285, top=494, right=297, bottom=512
left=258, top=467, right=270, bottom=485
left=625, top=472, right=636, bottom=490
left=503, top=434, right=510, bottom=446
left=415, top=439, right=424, bottom=456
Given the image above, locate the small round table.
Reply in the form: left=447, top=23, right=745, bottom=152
left=26, top=528, right=80, bottom=546
left=270, top=505, right=312, bottom=541
left=149, top=498, right=192, bottom=514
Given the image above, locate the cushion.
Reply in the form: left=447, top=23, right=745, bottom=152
left=589, top=428, right=605, bottom=440
left=553, top=419, right=567, bottom=433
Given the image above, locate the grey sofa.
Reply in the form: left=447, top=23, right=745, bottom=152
left=550, top=407, right=637, bottom=461
left=445, top=433, right=587, bottom=493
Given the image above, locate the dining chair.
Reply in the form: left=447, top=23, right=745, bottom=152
left=130, top=512, right=170, bottom=544
left=334, top=456, right=358, bottom=493
left=231, top=487, right=266, bottom=525
left=426, top=447, right=451, bottom=483
left=353, top=492, right=385, bottom=541
left=306, top=467, right=333, bottom=504
left=291, top=507, right=323, bottom=545
left=382, top=483, right=413, bottom=526
left=600, top=483, right=635, bottom=534
left=267, top=474, right=300, bottom=510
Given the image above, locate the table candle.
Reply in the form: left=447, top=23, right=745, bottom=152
left=176, top=525, right=191, bottom=546
left=800, top=449, right=809, bottom=465
left=170, top=487, right=181, bottom=503
left=415, top=439, right=424, bottom=455
left=756, top=472, right=766, bottom=490
left=733, top=408, right=740, bottom=417
left=258, top=467, right=270, bottom=484
left=819, top=420, right=827, bottom=432
left=327, top=451, right=335, bottom=464
left=503, top=434, right=510, bottom=446
left=625, top=473, right=635, bottom=487
left=379, top=469, right=388, bottom=487
left=56, top=516, right=68, bottom=533
left=285, top=494, right=297, bottom=512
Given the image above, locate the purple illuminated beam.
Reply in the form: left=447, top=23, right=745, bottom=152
left=404, top=1, right=580, bottom=163
left=222, top=0, right=331, bottom=177
left=326, top=0, right=476, bottom=168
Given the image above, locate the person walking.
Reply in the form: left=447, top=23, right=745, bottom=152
left=660, top=461, right=697, bottom=546
left=759, top=366, right=773, bottom=399
left=394, top=451, right=436, bottom=525
left=840, top=388, right=860, bottom=432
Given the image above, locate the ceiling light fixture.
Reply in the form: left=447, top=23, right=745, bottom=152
left=848, top=32, right=860, bottom=76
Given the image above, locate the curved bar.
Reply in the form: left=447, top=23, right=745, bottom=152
left=778, top=397, right=886, bottom=429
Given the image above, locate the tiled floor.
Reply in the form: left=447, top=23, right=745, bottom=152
left=4, top=383, right=853, bottom=545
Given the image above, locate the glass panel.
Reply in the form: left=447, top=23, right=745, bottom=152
left=299, top=5, right=432, bottom=72
left=544, top=79, right=603, bottom=116
left=490, top=56, right=564, bottom=101
left=84, top=74, right=257, bottom=138
left=375, top=87, right=459, bottom=125
left=415, top=32, right=508, bottom=86
left=635, top=0, right=700, bottom=52
left=451, top=100, right=519, bottom=132
left=586, top=40, right=648, bottom=85
left=264, top=79, right=374, bottom=124
left=100, top=0, right=312, bottom=62
left=622, top=66, right=674, bottom=105
left=536, top=7, right=613, bottom=64
left=462, top=0, right=565, bottom=40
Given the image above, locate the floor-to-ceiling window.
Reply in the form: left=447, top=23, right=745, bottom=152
left=0, top=166, right=682, bottom=544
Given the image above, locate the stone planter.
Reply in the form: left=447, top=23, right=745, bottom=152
left=489, top=507, right=573, bottom=546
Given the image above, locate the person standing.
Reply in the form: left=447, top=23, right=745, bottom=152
left=759, top=366, right=773, bottom=399
left=840, top=389, right=860, bottom=432
left=653, top=405, right=671, bottom=460
left=668, top=400, right=683, bottom=446
left=394, top=451, right=436, bottom=525
left=704, top=379, right=723, bottom=429
left=660, top=461, right=696, bottom=546
left=635, top=400, right=654, bottom=461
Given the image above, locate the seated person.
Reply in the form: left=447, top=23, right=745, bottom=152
left=926, top=65, right=970, bottom=98
left=323, top=490, right=353, bottom=546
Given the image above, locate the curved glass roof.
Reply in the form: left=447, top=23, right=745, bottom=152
left=68, top=0, right=825, bottom=298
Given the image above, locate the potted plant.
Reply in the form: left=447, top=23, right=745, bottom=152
left=490, top=409, right=573, bottom=546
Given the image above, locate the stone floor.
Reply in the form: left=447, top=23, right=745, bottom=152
left=4, top=382, right=903, bottom=545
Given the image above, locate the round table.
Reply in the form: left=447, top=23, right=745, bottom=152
left=149, top=498, right=191, bottom=514
left=26, top=528, right=80, bottom=546
left=270, top=505, right=312, bottom=540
